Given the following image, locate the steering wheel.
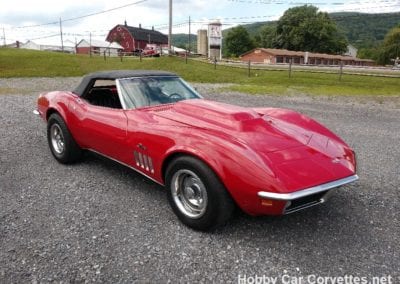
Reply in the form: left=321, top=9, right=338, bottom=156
left=169, top=93, right=183, bottom=101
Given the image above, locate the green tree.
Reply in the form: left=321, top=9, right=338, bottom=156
left=377, top=25, right=400, bottom=65
left=224, top=25, right=255, bottom=57
left=255, top=24, right=277, bottom=48
left=275, top=5, right=348, bottom=54
left=358, top=47, right=380, bottom=61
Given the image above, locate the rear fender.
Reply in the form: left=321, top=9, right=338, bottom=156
left=39, top=91, right=73, bottom=124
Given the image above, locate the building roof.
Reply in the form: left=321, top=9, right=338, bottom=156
left=77, top=39, right=123, bottom=49
left=254, top=48, right=305, bottom=57
left=115, top=24, right=168, bottom=44
left=241, top=48, right=374, bottom=62
left=21, top=40, right=76, bottom=51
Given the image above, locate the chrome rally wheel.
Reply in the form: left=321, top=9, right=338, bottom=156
left=166, top=156, right=235, bottom=231
left=50, top=124, right=65, bottom=155
left=171, top=169, right=208, bottom=219
left=47, top=113, right=82, bottom=164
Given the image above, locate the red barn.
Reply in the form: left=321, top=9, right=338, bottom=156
left=106, top=23, right=168, bottom=53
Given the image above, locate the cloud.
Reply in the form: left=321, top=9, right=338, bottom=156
left=0, top=2, right=103, bottom=27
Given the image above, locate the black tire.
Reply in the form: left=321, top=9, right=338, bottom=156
left=47, top=113, right=82, bottom=164
left=165, top=156, right=235, bottom=231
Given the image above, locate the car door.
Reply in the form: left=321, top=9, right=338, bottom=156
left=68, top=96, right=128, bottom=160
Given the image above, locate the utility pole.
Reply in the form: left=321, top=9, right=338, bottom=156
left=188, top=16, right=191, bottom=54
left=59, top=18, right=64, bottom=52
left=89, top=32, right=92, bottom=57
left=168, top=0, right=172, bottom=54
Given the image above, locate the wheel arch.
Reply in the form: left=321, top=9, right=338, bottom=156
left=161, top=149, right=237, bottom=199
left=46, top=107, right=60, bottom=121
left=161, top=150, right=220, bottom=185
left=46, top=105, right=69, bottom=123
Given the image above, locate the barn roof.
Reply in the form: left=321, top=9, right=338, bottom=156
left=115, top=24, right=168, bottom=44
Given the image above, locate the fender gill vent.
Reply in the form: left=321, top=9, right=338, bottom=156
left=134, top=151, right=154, bottom=174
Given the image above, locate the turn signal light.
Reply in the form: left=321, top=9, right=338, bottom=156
left=260, top=199, right=274, bottom=206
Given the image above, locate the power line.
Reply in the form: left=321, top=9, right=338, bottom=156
left=10, top=0, right=148, bottom=29
left=227, top=0, right=400, bottom=5
left=62, top=0, right=148, bottom=23
left=30, top=34, right=60, bottom=41
left=329, top=4, right=400, bottom=13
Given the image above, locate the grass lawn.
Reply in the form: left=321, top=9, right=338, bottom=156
left=1, top=48, right=399, bottom=96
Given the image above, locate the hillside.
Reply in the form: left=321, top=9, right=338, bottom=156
left=182, top=12, right=400, bottom=50
left=171, top=33, right=197, bottom=52
left=331, top=12, right=400, bottom=48
left=225, top=21, right=276, bottom=38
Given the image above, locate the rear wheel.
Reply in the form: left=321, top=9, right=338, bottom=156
left=166, top=156, right=235, bottom=231
left=47, top=113, right=82, bottom=164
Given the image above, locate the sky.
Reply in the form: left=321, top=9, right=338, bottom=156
left=1, top=0, right=400, bottom=45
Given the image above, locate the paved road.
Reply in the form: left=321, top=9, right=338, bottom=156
left=0, top=79, right=399, bottom=283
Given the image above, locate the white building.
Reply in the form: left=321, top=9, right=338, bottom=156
left=76, top=39, right=123, bottom=56
left=20, top=40, right=41, bottom=50
left=20, top=39, right=76, bottom=53
left=345, top=44, right=358, bottom=58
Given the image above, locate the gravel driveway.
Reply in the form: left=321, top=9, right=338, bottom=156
left=0, top=78, right=399, bottom=283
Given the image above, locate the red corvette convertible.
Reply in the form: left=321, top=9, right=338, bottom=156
left=34, top=70, right=358, bottom=230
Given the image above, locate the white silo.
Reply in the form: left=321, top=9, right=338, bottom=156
left=197, top=29, right=208, bottom=56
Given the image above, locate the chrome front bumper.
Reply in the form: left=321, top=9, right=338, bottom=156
left=257, top=174, right=359, bottom=214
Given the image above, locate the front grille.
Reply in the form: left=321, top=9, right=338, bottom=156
left=284, top=191, right=329, bottom=214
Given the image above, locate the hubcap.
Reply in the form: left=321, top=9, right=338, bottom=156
left=50, top=124, right=65, bottom=154
left=171, top=169, right=208, bottom=219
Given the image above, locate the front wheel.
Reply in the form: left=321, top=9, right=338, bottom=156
left=47, top=113, right=82, bottom=164
left=165, top=156, right=235, bottom=231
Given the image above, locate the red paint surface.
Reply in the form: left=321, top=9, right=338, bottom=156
left=37, top=91, right=357, bottom=216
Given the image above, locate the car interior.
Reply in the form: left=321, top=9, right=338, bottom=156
left=82, top=80, right=123, bottom=109
left=80, top=77, right=198, bottom=110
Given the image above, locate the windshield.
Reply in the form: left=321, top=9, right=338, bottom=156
left=117, top=76, right=202, bottom=109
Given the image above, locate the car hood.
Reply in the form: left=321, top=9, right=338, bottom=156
left=152, top=99, right=310, bottom=152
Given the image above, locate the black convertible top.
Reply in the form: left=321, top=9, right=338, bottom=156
left=73, top=70, right=177, bottom=96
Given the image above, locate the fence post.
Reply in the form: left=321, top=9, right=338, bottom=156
left=339, top=61, right=343, bottom=81
left=248, top=60, right=251, bottom=77
left=214, top=56, right=217, bottom=70
left=185, top=51, right=188, bottom=64
left=289, top=58, right=293, bottom=78
left=140, top=51, right=142, bottom=62
left=103, top=50, right=106, bottom=61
